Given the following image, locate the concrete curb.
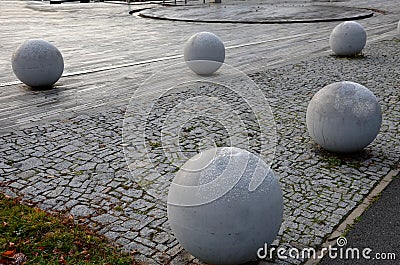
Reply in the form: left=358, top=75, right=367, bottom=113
left=138, top=10, right=374, bottom=25
left=304, top=168, right=400, bottom=265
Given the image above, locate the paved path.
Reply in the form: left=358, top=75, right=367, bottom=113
left=0, top=1, right=399, bottom=264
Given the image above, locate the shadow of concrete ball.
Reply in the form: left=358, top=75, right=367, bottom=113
left=12, top=39, right=64, bottom=88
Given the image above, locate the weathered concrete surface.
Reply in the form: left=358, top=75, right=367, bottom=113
left=11, top=39, right=64, bottom=87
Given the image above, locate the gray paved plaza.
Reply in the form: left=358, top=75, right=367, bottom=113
left=0, top=0, right=400, bottom=264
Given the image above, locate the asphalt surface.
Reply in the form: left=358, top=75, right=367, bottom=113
left=319, top=174, right=400, bottom=265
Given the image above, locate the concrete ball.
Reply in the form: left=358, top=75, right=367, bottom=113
left=329, top=21, right=367, bottom=56
left=167, top=147, right=283, bottom=265
left=12, top=39, right=64, bottom=87
left=398, top=19, right=400, bottom=34
left=184, top=32, right=225, bottom=76
left=306, top=81, right=382, bottom=153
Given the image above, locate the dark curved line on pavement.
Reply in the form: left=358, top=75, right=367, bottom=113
left=129, top=8, right=153, bottom=15
left=138, top=12, right=374, bottom=24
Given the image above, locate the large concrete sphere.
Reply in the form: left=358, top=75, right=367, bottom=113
left=167, top=147, right=283, bottom=265
left=306, top=81, right=382, bottom=153
left=184, top=32, right=225, bottom=76
left=12, top=39, right=64, bottom=87
left=329, top=21, right=367, bottom=56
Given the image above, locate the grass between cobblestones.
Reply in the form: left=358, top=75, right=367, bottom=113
left=0, top=194, right=140, bottom=265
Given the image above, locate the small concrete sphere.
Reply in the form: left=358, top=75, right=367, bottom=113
left=184, top=32, right=225, bottom=76
left=12, top=39, right=64, bottom=87
left=306, top=81, right=382, bottom=153
left=329, top=21, right=367, bottom=56
left=167, top=147, right=284, bottom=265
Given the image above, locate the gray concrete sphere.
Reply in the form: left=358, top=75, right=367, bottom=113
left=329, top=21, right=367, bottom=56
left=184, top=32, right=225, bottom=76
left=306, top=81, right=382, bottom=153
left=398, top=20, right=400, bottom=34
left=12, top=39, right=64, bottom=87
left=167, top=147, right=283, bottom=265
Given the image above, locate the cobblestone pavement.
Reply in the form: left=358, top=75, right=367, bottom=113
left=250, top=40, right=400, bottom=264
left=1, top=0, right=400, bottom=264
